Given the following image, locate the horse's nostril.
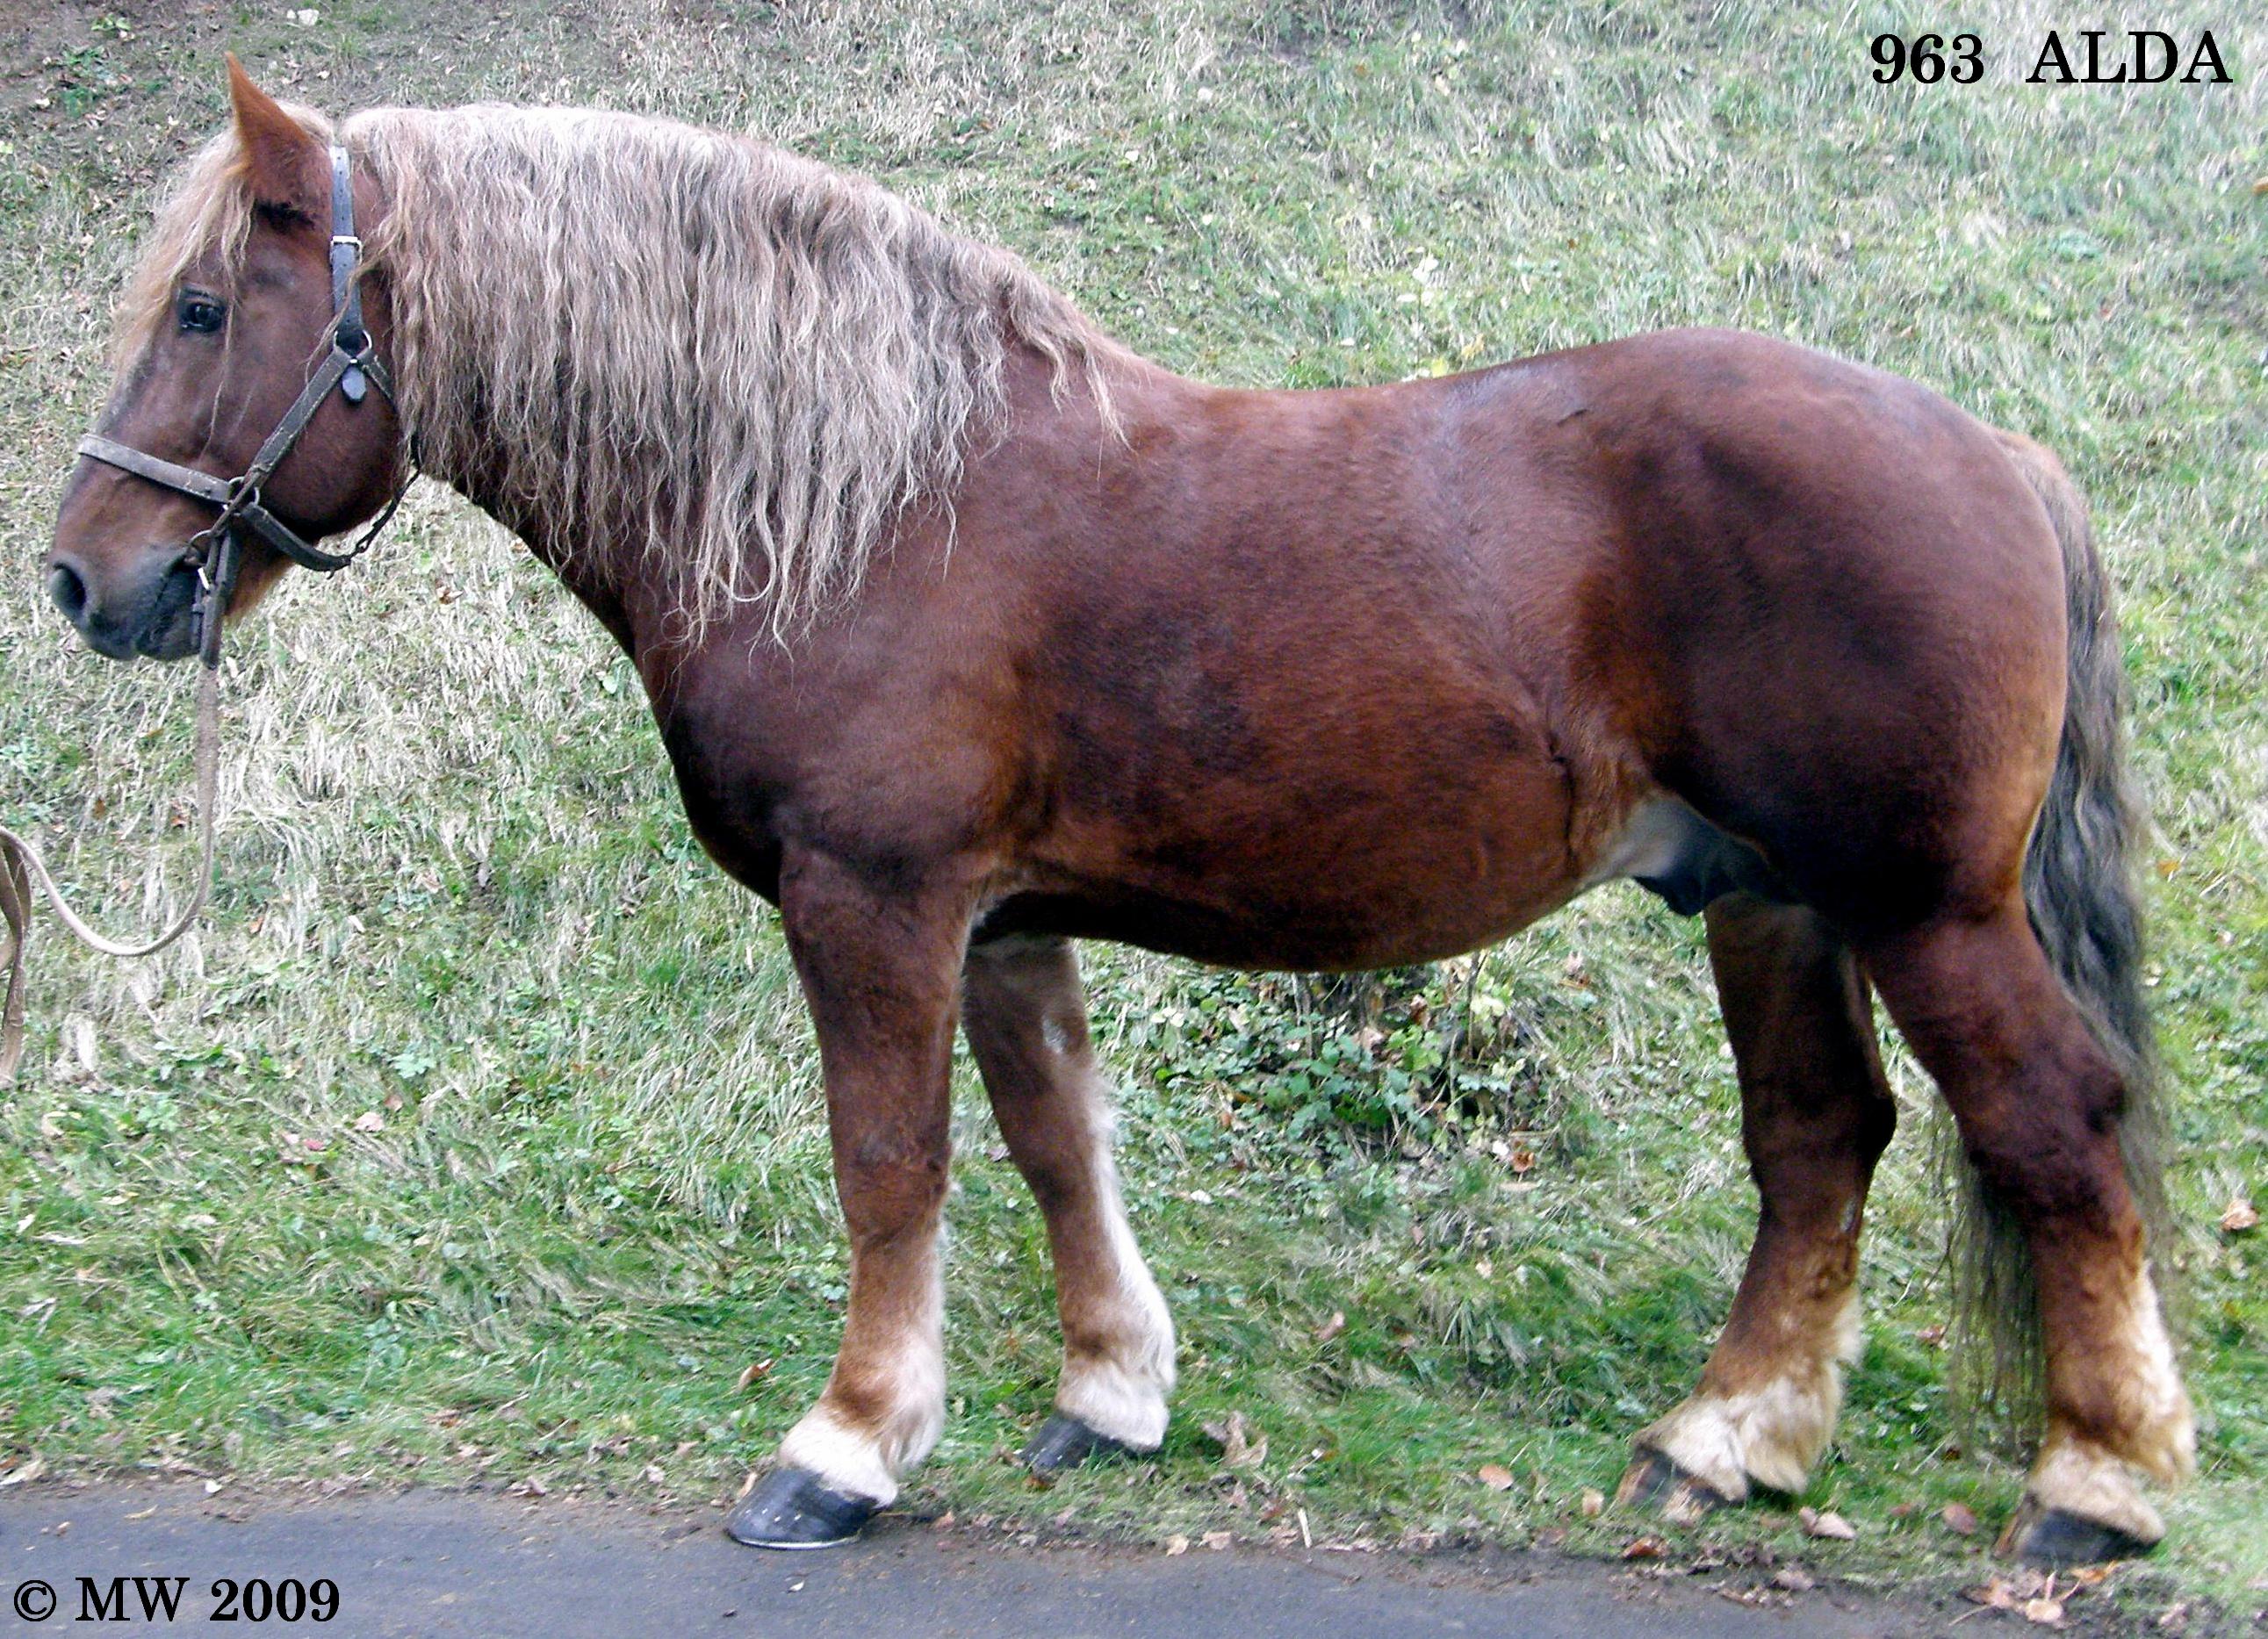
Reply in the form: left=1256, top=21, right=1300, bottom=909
left=47, top=562, right=90, bottom=627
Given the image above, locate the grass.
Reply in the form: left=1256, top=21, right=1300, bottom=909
left=0, top=0, right=2261, bottom=1625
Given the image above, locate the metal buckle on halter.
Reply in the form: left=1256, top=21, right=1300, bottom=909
left=183, top=515, right=225, bottom=582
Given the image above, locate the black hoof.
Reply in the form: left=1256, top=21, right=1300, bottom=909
left=724, top=1468, right=878, bottom=1549
left=1996, top=1495, right=2157, bottom=1566
left=1615, top=1446, right=1731, bottom=1524
left=1019, top=1413, right=1141, bottom=1475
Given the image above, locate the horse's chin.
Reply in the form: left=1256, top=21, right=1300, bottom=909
left=126, top=558, right=205, bottom=662
left=133, top=620, right=202, bottom=663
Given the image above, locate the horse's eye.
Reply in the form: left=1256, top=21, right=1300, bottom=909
left=177, top=294, right=226, bottom=334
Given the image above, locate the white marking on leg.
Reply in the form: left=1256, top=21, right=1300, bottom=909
left=2109, top=1261, right=2195, bottom=1484
left=1052, top=1068, right=1175, bottom=1450
left=2024, top=1435, right=2165, bottom=1545
left=1639, top=1287, right=1859, bottom=1500
left=775, top=1245, right=945, bottom=1505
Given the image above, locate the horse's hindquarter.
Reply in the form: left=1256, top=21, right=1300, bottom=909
left=1548, top=329, right=2071, bottom=926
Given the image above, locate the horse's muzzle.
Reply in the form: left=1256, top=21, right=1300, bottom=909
left=47, top=546, right=203, bottom=662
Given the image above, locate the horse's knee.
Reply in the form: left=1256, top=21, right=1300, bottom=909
left=834, top=1139, right=949, bottom=1243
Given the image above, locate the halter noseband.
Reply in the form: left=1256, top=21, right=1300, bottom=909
left=75, top=145, right=408, bottom=632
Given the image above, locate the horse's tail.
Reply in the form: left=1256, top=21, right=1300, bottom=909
left=1945, top=431, right=2171, bottom=1435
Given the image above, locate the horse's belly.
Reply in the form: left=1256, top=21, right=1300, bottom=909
left=1009, top=703, right=1592, bottom=970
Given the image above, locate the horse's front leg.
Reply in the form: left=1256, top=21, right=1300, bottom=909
left=726, top=851, right=973, bottom=1549
left=963, top=935, right=1176, bottom=1470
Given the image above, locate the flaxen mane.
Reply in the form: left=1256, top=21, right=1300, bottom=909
left=117, top=102, right=1113, bottom=639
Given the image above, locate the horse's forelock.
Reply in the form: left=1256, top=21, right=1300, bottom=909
left=113, top=100, right=336, bottom=371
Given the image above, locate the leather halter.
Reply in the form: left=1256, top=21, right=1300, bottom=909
left=75, top=145, right=408, bottom=597
left=1, top=145, right=414, bottom=1086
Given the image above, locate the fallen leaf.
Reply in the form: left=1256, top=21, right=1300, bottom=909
left=735, top=1359, right=774, bottom=1391
left=1799, top=1506, right=1855, bottom=1541
left=2024, top=1593, right=2066, bottom=1625
left=1941, top=1502, right=1979, bottom=1536
left=2221, top=1197, right=2258, bottom=1234
left=354, top=1111, right=385, bottom=1132
left=1580, top=1487, right=1604, bottom=1518
left=1475, top=1463, right=1515, bottom=1492
left=1201, top=1531, right=1233, bottom=1551
left=1967, top=1569, right=2061, bottom=1614
left=1621, top=1535, right=1667, bottom=1560
left=1315, top=1311, right=1346, bottom=1344
left=1165, top=1535, right=1190, bottom=1556
left=641, top=1463, right=666, bottom=1485
left=1508, top=1146, right=1537, bottom=1174
left=1773, top=1567, right=1815, bottom=1592
left=1201, top=1411, right=1267, bottom=1470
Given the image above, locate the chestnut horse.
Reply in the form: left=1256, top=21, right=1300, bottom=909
left=46, top=64, right=2192, bottom=1563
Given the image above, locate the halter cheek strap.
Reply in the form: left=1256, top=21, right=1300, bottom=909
left=329, top=141, right=373, bottom=405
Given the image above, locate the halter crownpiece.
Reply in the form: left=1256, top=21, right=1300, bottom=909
left=75, top=143, right=408, bottom=582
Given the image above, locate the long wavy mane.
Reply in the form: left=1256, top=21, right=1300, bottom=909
left=117, top=102, right=1113, bottom=640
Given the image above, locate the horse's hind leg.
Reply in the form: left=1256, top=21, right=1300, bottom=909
left=963, top=936, right=1176, bottom=1469
left=1621, top=892, right=1897, bottom=1519
left=1863, top=902, right=2192, bottom=1563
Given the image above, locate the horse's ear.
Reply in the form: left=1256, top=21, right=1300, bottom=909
left=226, top=54, right=323, bottom=222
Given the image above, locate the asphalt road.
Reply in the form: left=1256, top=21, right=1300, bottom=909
left=2, top=1484, right=1929, bottom=1637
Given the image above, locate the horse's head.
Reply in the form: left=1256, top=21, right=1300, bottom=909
left=47, top=59, right=403, bottom=661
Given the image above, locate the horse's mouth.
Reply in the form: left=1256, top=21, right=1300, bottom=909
left=131, top=558, right=204, bottom=660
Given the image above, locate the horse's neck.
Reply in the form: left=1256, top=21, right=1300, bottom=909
left=436, top=441, right=639, bottom=651
left=431, top=332, right=1192, bottom=663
